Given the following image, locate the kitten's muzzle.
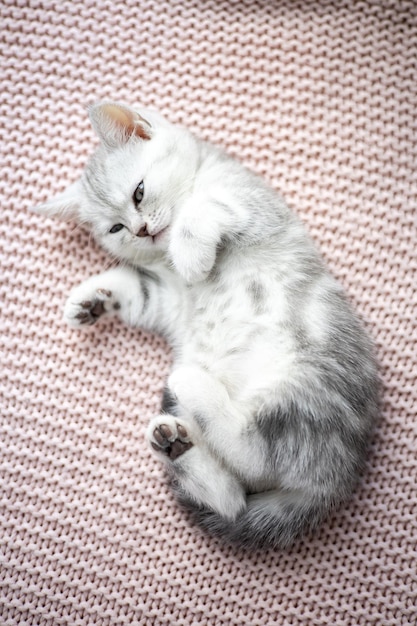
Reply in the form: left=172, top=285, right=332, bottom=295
left=136, top=224, right=149, bottom=237
left=136, top=223, right=167, bottom=242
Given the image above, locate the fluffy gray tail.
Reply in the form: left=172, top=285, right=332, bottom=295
left=180, top=490, right=335, bottom=549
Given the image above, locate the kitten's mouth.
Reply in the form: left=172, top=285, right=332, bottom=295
left=151, top=226, right=168, bottom=243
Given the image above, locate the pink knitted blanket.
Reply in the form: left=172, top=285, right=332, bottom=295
left=1, top=1, right=416, bottom=624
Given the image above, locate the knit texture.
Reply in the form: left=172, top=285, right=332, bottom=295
left=1, top=1, right=416, bottom=624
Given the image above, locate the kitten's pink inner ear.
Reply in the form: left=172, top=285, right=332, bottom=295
left=101, top=103, right=151, bottom=141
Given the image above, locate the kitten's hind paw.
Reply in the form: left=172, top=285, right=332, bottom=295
left=148, top=416, right=193, bottom=461
left=64, top=286, right=119, bottom=327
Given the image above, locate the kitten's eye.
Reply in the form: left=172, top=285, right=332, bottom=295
left=133, top=180, right=144, bottom=206
left=109, top=223, right=124, bottom=234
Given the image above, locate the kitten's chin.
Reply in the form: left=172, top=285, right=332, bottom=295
left=120, top=247, right=166, bottom=267
left=101, top=228, right=170, bottom=267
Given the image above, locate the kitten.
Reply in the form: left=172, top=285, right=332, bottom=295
left=37, top=102, right=379, bottom=549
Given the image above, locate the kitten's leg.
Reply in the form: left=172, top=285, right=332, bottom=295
left=147, top=414, right=246, bottom=519
left=64, top=265, right=183, bottom=337
left=167, top=366, right=264, bottom=476
left=169, top=193, right=248, bottom=283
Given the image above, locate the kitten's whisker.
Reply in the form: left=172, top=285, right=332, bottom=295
left=103, top=255, right=118, bottom=271
left=68, top=220, right=89, bottom=236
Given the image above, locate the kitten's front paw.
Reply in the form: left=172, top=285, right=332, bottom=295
left=169, top=230, right=216, bottom=283
left=64, top=285, right=120, bottom=328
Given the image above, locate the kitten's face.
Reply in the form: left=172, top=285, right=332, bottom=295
left=80, top=126, right=195, bottom=265
left=37, top=103, right=197, bottom=266
left=79, top=134, right=187, bottom=264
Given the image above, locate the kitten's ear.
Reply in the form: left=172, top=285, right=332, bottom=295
left=33, top=180, right=82, bottom=221
left=88, top=102, right=152, bottom=149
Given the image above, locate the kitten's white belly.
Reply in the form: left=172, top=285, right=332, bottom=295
left=183, top=303, right=295, bottom=409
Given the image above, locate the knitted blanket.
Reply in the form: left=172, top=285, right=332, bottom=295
left=1, top=1, right=416, bottom=624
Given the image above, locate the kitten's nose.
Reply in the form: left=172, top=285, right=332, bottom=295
left=136, top=224, right=149, bottom=237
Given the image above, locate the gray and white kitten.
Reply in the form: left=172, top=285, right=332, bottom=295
left=37, top=102, right=379, bottom=549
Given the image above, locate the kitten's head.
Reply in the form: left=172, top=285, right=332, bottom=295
left=36, top=102, right=198, bottom=265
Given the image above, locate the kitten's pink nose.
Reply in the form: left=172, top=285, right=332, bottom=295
left=136, top=224, right=149, bottom=237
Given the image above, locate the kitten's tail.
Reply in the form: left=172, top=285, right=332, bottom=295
left=185, top=489, right=335, bottom=549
